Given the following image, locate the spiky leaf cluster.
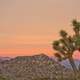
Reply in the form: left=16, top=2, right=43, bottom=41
left=52, top=20, right=80, bottom=61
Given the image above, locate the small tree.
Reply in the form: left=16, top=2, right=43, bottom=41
left=52, top=19, right=80, bottom=80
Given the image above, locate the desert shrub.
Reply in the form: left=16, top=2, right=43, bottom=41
left=33, top=77, right=53, bottom=80
left=0, top=76, right=10, bottom=80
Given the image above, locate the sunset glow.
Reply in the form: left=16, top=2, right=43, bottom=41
left=0, top=0, right=80, bottom=59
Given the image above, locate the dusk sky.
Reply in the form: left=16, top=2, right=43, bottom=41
left=0, top=0, right=80, bottom=58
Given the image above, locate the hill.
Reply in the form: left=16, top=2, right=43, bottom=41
left=0, top=54, right=74, bottom=80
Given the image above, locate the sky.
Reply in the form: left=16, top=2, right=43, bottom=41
left=0, top=0, right=80, bottom=58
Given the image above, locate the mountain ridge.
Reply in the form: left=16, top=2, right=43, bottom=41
left=0, top=54, right=74, bottom=80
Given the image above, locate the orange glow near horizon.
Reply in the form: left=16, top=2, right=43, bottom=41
left=0, top=47, right=54, bottom=57
left=0, top=48, right=80, bottom=59
left=0, top=0, right=80, bottom=59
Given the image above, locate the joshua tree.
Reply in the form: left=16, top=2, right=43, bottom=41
left=78, top=64, right=80, bottom=71
left=52, top=19, right=80, bottom=80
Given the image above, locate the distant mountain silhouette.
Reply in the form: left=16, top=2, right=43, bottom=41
left=0, top=54, right=74, bottom=80
left=0, top=57, right=11, bottom=62
left=0, top=55, right=79, bottom=69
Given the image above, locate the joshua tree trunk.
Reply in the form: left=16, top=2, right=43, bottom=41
left=69, top=57, right=79, bottom=80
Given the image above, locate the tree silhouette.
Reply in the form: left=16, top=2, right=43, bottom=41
left=79, top=64, right=80, bottom=71
left=52, top=19, right=80, bottom=80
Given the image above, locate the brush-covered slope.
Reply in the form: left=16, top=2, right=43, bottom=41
left=0, top=54, right=73, bottom=80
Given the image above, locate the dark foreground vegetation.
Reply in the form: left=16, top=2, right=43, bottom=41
left=0, top=76, right=10, bottom=80
left=0, top=73, right=80, bottom=80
